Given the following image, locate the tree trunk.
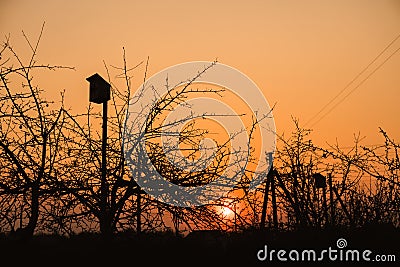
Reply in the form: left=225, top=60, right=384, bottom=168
left=271, top=173, right=278, bottom=229
left=100, top=211, right=113, bottom=239
left=13, top=183, right=39, bottom=240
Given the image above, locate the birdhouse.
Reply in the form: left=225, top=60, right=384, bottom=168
left=313, top=173, right=326, bottom=188
left=86, top=73, right=111, bottom=104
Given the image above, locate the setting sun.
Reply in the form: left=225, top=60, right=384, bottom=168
left=220, top=206, right=234, bottom=217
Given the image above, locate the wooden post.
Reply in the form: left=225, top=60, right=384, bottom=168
left=137, top=191, right=141, bottom=235
left=234, top=202, right=237, bottom=232
left=260, top=169, right=273, bottom=230
left=100, top=100, right=109, bottom=237
left=328, top=173, right=335, bottom=226
left=332, top=185, right=353, bottom=226
left=271, top=170, right=278, bottom=229
left=322, top=186, right=327, bottom=226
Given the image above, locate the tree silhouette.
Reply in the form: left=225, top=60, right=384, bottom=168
left=0, top=25, right=73, bottom=239
left=0, top=28, right=398, bottom=243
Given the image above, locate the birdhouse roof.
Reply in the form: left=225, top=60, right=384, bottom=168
left=86, top=73, right=110, bottom=87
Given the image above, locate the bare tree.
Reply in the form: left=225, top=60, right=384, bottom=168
left=1, top=27, right=398, bottom=241
left=0, top=25, right=73, bottom=239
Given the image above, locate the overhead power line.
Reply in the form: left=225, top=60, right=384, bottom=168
left=304, top=32, right=400, bottom=128
left=309, top=45, right=400, bottom=128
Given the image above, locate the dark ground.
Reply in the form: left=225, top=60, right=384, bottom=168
left=0, top=224, right=398, bottom=267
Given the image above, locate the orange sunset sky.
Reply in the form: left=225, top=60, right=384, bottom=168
left=1, top=0, right=399, bottom=149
